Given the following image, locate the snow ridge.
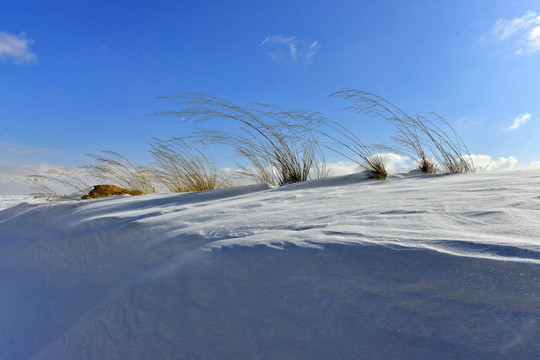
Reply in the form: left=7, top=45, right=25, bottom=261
left=1, top=170, right=540, bottom=359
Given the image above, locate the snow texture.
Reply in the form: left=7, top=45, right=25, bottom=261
left=1, top=170, right=540, bottom=359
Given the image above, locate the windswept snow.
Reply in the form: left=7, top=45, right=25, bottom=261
left=1, top=170, right=540, bottom=359
left=0, top=195, right=48, bottom=211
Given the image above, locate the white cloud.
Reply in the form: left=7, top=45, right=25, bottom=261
left=326, top=153, right=412, bottom=176
left=527, top=25, right=540, bottom=53
left=304, top=41, right=320, bottom=64
left=469, top=155, right=518, bottom=171
left=326, top=161, right=362, bottom=176
left=0, top=31, right=37, bottom=64
left=375, top=153, right=411, bottom=173
left=530, top=161, right=540, bottom=168
left=505, top=113, right=531, bottom=131
left=452, top=115, right=481, bottom=127
left=260, top=35, right=320, bottom=64
left=493, top=11, right=540, bottom=54
left=453, top=116, right=470, bottom=127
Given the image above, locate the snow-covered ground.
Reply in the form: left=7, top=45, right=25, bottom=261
left=0, top=195, right=49, bottom=211
left=1, top=170, right=540, bottom=359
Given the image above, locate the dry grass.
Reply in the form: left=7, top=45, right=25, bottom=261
left=365, top=154, right=388, bottom=180
left=231, top=132, right=332, bottom=186
left=28, top=91, right=474, bottom=197
left=330, top=89, right=474, bottom=174
left=316, top=114, right=390, bottom=180
left=84, top=150, right=157, bottom=195
left=154, top=93, right=332, bottom=186
left=27, top=152, right=156, bottom=198
left=415, top=157, right=438, bottom=174
left=26, top=167, right=94, bottom=199
left=150, top=138, right=234, bottom=192
left=415, top=113, right=475, bottom=173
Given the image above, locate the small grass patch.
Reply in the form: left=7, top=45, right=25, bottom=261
left=150, top=138, right=235, bottom=192
left=84, top=150, right=158, bottom=195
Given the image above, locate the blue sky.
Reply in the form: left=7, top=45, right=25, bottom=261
left=1, top=0, right=540, bottom=193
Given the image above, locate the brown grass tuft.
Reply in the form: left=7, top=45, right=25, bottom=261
left=416, top=157, right=438, bottom=174
left=150, top=138, right=234, bottom=192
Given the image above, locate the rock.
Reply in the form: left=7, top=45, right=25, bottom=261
left=82, top=185, right=141, bottom=200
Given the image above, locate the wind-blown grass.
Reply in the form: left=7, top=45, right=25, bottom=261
left=27, top=152, right=157, bottom=198
left=330, top=89, right=474, bottom=174
left=150, top=138, right=234, bottom=192
left=28, top=91, right=475, bottom=197
left=316, top=115, right=390, bottom=180
left=84, top=150, right=157, bottom=195
left=26, top=167, right=93, bottom=199
left=154, top=93, right=332, bottom=186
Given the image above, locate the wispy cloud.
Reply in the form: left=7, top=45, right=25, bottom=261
left=304, top=41, right=320, bottom=63
left=260, top=35, right=320, bottom=64
left=0, top=141, right=51, bottom=156
left=7, top=147, right=37, bottom=155
left=452, top=115, right=481, bottom=127
left=0, top=163, right=55, bottom=194
left=493, top=11, right=540, bottom=54
left=505, top=113, right=531, bottom=131
left=0, top=31, right=37, bottom=64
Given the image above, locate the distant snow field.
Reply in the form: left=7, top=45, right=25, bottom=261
left=1, top=170, right=540, bottom=359
left=0, top=195, right=49, bottom=211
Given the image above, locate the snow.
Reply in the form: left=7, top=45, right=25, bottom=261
left=1, top=170, right=540, bottom=359
left=0, top=195, right=49, bottom=211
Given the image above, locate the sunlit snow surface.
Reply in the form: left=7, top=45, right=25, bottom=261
left=0, top=195, right=49, bottom=211
left=1, top=170, right=540, bottom=359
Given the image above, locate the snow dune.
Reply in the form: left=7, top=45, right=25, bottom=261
left=1, top=170, right=540, bottom=359
left=0, top=195, right=49, bottom=211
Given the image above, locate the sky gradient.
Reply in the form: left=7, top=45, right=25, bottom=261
left=1, top=0, right=540, bottom=194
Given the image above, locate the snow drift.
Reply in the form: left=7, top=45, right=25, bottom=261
left=1, top=170, right=540, bottom=359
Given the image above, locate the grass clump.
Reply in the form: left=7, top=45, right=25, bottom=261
left=365, top=154, right=388, bottom=180
left=314, top=112, right=390, bottom=180
left=416, top=156, right=438, bottom=174
left=84, top=150, right=157, bottom=195
left=150, top=138, right=234, bottom=192
left=154, top=93, right=332, bottom=186
left=330, top=89, right=474, bottom=174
